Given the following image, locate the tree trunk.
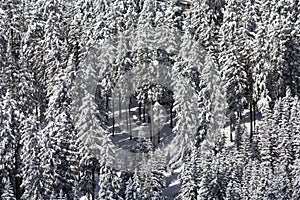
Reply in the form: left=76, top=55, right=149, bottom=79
left=128, top=99, right=132, bottom=139
left=170, top=103, right=173, bottom=128
left=112, top=96, right=115, bottom=137
left=230, top=127, right=233, bottom=142
left=129, top=96, right=131, bottom=113
left=139, top=102, right=142, bottom=121
left=158, top=131, right=161, bottom=144
left=36, top=105, right=39, bottom=129
left=14, top=135, right=22, bottom=200
left=0, top=107, right=2, bottom=126
left=91, top=167, right=95, bottom=200
left=253, top=100, right=256, bottom=134
left=129, top=105, right=132, bottom=140
left=106, top=95, right=109, bottom=122
left=150, top=102, right=155, bottom=152
left=149, top=121, right=152, bottom=144
left=143, top=103, right=146, bottom=123
left=250, top=101, right=253, bottom=143
left=230, top=117, right=233, bottom=142
left=119, top=92, right=121, bottom=120
left=126, top=106, right=129, bottom=131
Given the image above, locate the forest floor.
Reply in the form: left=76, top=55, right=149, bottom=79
left=107, top=104, right=261, bottom=199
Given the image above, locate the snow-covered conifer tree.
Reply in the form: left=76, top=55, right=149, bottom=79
left=219, top=0, right=248, bottom=133
left=20, top=116, right=43, bottom=200
left=125, top=169, right=144, bottom=200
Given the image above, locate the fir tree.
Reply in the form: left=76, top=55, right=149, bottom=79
left=20, top=116, right=43, bottom=200
left=125, top=169, right=144, bottom=200
left=176, top=146, right=199, bottom=200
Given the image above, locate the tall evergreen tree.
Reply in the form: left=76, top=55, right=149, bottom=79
left=125, top=169, right=144, bottom=200
left=176, top=146, right=200, bottom=200
left=291, top=96, right=300, bottom=199
left=40, top=71, right=79, bottom=198
left=219, top=0, right=248, bottom=136
left=20, top=116, right=43, bottom=200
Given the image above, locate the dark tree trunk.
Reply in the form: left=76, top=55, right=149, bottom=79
left=253, top=100, right=256, bottom=134
left=119, top=92, right=121, bottom=120
left=143, top=104, right=146, bottom=123
left=112, top=97, right=115, bottom=137
left=238, top=111, right=242, bottom=120
left=129, top=96, right=131, bottom=113
left=112, top=118, right=115, bottom=137
left=170, top=103, right=173, bottom=128
left=129, top=107, right=132, bottom=140
left=250, top=101, right=253, bottom=143
left=139, top=102, right=142, bottom=121
left=106, top=95, right=109, bottom=123
left=35, top=106, right=39, bottom=129
left=158, top=131, right=161, bottom=144
left=230, top=117, right=233, bottom=142
left=14, top=134, right=22, bottom=200
left=126, top=106, right=129, bottom=130
left=91, top=167, right=95, bottom=200
left=150, top=102, right=155, bottom=152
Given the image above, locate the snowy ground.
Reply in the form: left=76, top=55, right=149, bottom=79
left=106, top=103, right=260, bottom=199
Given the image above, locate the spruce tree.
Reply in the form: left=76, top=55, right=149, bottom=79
left=20, top=116, right=43, bottom=200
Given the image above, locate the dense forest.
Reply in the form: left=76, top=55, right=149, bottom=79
left=0, top=0, right=299, bottom=199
